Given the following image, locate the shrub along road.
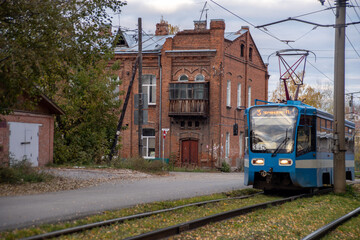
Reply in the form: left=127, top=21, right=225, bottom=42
left=0, top=171, right=246, bottom=231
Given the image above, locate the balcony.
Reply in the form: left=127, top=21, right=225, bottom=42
left=169, top=82, right=209, bottom=118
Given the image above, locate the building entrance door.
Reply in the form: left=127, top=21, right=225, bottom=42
left=181, top=140, right=198, bottom=165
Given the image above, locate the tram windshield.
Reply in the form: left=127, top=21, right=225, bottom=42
left=249, top=106, right=298, bottom=154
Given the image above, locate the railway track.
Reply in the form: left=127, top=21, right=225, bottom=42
left=21, top=188, right=332, bottom=240
left=21, top=192, right=262, bottom=240
left=302, top=206, right=360, bottom=240
left=124, top=188, right=332, bottom=240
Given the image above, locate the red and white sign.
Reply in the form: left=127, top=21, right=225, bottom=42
left=162, top=128, right=169, bottom=139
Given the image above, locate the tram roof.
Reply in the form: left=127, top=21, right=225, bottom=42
left=247, top=100, right=355, bottom=128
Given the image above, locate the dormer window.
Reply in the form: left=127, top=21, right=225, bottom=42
left=179, top=75, right=188, bottom=81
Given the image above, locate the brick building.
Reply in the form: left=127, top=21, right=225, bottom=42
left=0, top=94, right=64, bottom=167
left=112, top=19, right=269, bottom=169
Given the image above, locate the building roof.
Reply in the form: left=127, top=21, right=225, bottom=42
left=114, top=29, right=248, bottom=54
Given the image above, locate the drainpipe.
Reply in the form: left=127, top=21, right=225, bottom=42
left=158, top=53, right=162, bottom=159
left=218, top=62, right=223, bottom=167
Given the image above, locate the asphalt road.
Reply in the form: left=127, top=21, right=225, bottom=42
left=0, top=172, right=247, bottom=231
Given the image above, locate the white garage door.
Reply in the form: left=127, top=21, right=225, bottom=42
left=8, top=122, right=41, bottom=166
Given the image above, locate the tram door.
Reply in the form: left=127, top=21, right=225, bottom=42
left=181, top=140, right=198, bottom=165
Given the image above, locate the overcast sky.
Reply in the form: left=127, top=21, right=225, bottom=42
left=112, top=0, right=360, bottom=104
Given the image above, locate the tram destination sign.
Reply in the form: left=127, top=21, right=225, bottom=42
left=253, top=107, right=297, bottom=118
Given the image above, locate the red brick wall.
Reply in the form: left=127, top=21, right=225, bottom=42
left=0, top=111, right=54, bottom=166
left=113, top=20, right=268, bottom=168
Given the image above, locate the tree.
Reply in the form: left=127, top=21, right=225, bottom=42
left=168, top=24, right=180, bottom=34
left=270, top=73, right=333, bottom=112
left=0, top=0, right=126, bottom=114
left=53, top=60, right=122, bottom=165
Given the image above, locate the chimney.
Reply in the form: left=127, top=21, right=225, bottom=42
left=235, top=26, right=249, bottom=34
left=155, top=19, right=169, bottom=36
left=194, top=20, right=206, bottom=30
left=241, top=26, right=249, bottom=31
left=210, top=19, right=225, bottom=30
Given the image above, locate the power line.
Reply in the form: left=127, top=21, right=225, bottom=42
left=209, top=0, right=340, bottom=86
left=350, top=0, right=360, bottom=20
left=344, top=13, right=360, bottom=35
left=209, top=0, right=288, bottom=45
left=293, top=7, right=335, bottom=19
left=294, top=26, right=318, bottom=42
left=327, top=0, right=360, bottom=58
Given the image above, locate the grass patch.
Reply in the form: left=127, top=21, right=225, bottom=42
left=58, top=195, right=279, bottom=240
left=355, top=171, right=360, bottom=179
left=0, top=160, right=53, bottom=184
left=175, top=184, right=360, bottom=240
left=322, top=215, right=360, bottom=240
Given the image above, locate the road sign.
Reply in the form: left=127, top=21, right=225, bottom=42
left=162, top=128, right=169, bottom=139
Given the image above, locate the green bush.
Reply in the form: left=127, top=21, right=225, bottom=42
left=0, top=160, right=53, bottom=184
left=220, top=161, right=231, bottom=172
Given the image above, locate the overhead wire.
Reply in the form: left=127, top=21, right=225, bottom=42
left=350, top=0, right=360, bottom=20
left=209, top=0, right=289, bottom=46
left=327, top=0, right=360, bottom=58
left=292, top=7, right=335, bottom=19
left=209, top=0, right=336, bottom=85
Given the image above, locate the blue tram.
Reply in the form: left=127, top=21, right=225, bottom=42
left=244, top=100, right=355, bottom=191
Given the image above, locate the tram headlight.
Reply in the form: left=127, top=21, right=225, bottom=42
left=252, top=158, right=265, bottom=166
left=279, top=159, right=293, bottom=166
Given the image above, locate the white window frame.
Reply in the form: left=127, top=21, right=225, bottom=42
left=142, top=74, right=156, bottom=105
left=142, top=128, right=155, bottom=159
left=225, top=132, right=230, bottom=158
left=248, top=86, right=252, bottom=108
left=226, top=80, right=231, bottom=107
left=237, top=83, right=241, bottom=108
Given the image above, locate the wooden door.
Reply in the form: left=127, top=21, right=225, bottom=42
left=181, top=140, right=198, bottom=165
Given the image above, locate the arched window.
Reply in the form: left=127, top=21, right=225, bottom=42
left=195, top=74, right=205, bottom=81
left=240, top=44, right=245, bottom=57
left=179, top=75, right=188, bottom=81
left=249, top=47, right=253, bottom=61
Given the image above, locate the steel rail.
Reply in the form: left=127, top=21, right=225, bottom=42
left=302, top=206, right=360, bottom=240
left=21, top=193, right=262, bottom=240
left=124, top=189, right=333, bottom=240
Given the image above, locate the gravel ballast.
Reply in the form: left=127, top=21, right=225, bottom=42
left=0, top=167, right=154, bottom=197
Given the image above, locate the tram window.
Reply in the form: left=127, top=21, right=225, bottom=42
left=297, top=115, right=316, bottom=156
left=346, top=132, right=354, bottom=153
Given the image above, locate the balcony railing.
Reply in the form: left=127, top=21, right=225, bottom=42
left=168, top=82, right=209, bottom=117
left=169, top=99, right=209, bottom=117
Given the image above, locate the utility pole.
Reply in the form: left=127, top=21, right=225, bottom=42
left=333, top=0, right=347, bottom=194
left=138, top=18, right=143, bottom=157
